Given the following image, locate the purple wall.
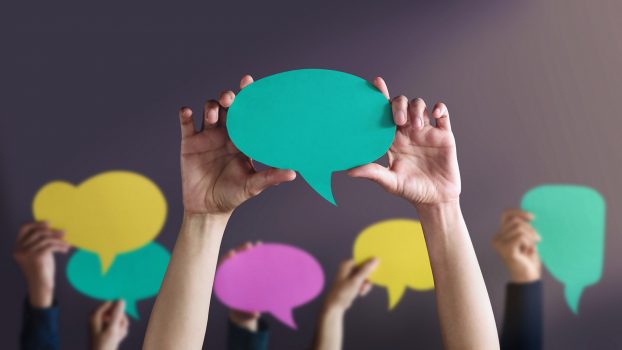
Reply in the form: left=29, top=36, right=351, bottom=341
left=2, top=0, right=621, bottom=348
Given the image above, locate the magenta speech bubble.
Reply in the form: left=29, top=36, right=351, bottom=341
left=214, top=243, right=324, bottom=329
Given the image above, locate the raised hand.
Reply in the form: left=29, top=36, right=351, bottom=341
left=90, top=300, right=130, bottom=350
left=493, top=209, right=542, bottom=283
left=323, top=258, right=378, bottom=312
left=13, top=221, right=70, bottom=308
left=348, top=77, right=460, bottom=207
left=179, top=75, right=296, bottom=215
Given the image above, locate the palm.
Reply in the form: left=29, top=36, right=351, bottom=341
left=388, top=122, right=461, bottom=205
left=180, top=126, right=253, bottom=214
left=177, top=76, right=296, bottom=215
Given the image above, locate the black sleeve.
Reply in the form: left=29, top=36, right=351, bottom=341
left=226, top=318, right=270, bottom=350
left=500, top=281, right=543, bottom=350
left=20, top=298, right=60, bottom=350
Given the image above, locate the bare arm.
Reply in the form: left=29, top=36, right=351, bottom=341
left=143, top=75, right=295, bottom=350
left=349, top=77, right=499, bottom=349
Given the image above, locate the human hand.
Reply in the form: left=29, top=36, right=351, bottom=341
left=178, top=75, right=296, bottom=217
left=220, top=241, right=262, bottom=332
left=13, top=222, right=70, bottom=308
left=90, top=300, right=129, bottom=350
left=348, top=77, right=460, bottom=209
left=323, top=258, right=378, bottom=312
left=492, top=209, right=542, bottom=283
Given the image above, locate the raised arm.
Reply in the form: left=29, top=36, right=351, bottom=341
left=493, top=209, right=543, bottom=350
left=348, top=77, right=499, bottom=349
left=143, top=75, right=296, bottom=350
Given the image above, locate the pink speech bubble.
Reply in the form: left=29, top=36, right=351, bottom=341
left=214, top=243, right=324, bottom=329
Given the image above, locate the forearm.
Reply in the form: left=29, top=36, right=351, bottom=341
left=143, top=213, right=229, bottom=350
left=311, top=305, right=345, bottom=350
left=417, top=201, right=499, bottom=350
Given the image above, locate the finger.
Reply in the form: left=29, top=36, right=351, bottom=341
left=91, top=301, right=113, bottom=331
left=501, top=209, right=534, bottom=225
left=352, top=258, right=379, bottom=284
left=408, top=98, right=428, bottom=130
left=234, top=241, right=254, bottom=253
left=431, top=102, right=451, bottom=130
left=203, top=100, right=220, bottom=129
left=337, top=260, right=356, bottom=279
left=110, top=300, right=126, bottom=324
left=373, top=77, right=390, bottom=99
left=359, top=281, right=373, bottom=296
left=391, top=95, right=408, bottom=126
left=240, top=75, right=254, bottom=89
left=29, top=237, right=66, bottom=253
left=179, top=107, right=195, bottom=138
left=21, top=228, right=56, bottom=249
left=245, top=168, right=297, bottom=197
left=501, top=221, right=537, bottom=241
left=219, top=90, right=236, bottom=108
left=17, top=222, right=46, bottom=242
left=41, top=242, right=71, bottom=255
left=347, top=163, right=397, bottom=192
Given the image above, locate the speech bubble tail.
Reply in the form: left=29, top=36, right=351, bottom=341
left=270, top=307, right=297, bottom=329
left=98, top=252, right=116, bottom=275
left=300, top=170, right=336, bottom=205
left=125, top=299, right=139, bottom=320
left=387, top=284, right=406, bottom=310
left=564, top=284, right=584, bottom=315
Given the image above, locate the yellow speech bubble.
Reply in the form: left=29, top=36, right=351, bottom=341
left=353, top=219, right=434, bottom=310
left=32, top=171, right=167, bottom=274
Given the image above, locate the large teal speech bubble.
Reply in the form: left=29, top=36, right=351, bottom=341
left=521, top=184, right=606, bottom=314
left=227, top=69, right=395, bottom=205
left=66, top=242, right=170, bottom=319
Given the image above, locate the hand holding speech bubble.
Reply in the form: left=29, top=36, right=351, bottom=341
left=33, top=171, right=167, bottom=273
left=521, top=184, right=606, bottom=314
left=353, top=219, right=434, bottom=309
left=66, top=241, right=170, bottom=319
left=227, top=69, right=395, bottom=205
left=214, top=243, right=324, bottom=329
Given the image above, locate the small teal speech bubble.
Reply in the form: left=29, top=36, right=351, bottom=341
left=66, top=242, right=170, bottom=319
left=227, top=69, right=395, bottom=205
left=521, top=184, right=606, bottom=314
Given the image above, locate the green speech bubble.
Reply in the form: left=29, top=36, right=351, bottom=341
left=66, top=242, right=170, bottom=319
left=521, top=184, right=606, bottom=314
left=227, top=69, right=395, bottom=205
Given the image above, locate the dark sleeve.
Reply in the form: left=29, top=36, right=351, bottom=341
left=227, top=318, right=269, bottom=350
left=20, top=298, right=60, bottom=350
left=500, top=281, right=543, bottom=350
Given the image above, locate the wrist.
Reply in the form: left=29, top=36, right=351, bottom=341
left=27, top=281, right=54, bottom=308
left=510, top=271, right=541, bottom=284
left=321, top=300, right=347, bottom=317
left=181, top=211, right=230, bottom=235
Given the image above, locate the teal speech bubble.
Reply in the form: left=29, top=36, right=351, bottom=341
left=227, top=69, right=395, bottom=205
left=66, top=242, right=170, bottom=319
left=521, top=184, right=606, bottom=314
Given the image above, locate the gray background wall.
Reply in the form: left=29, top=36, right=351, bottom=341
left=1, top=0, right=621, bottom=348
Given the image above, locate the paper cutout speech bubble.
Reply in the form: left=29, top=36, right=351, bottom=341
left=353, top=219, right=434, bottom=309
left=66, top=241, right=170, bottom=319
left=214, top=243, right=324, bottom=329
left=521, top=184, right=606, bottom=314
left=33, top=171, right=167, bottom=273
left=227, top=69, right=395, bottom=205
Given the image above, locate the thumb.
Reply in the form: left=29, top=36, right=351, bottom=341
left=347, top=163, right=396, bottom=192
left=246, top=168, right=296, bottom=197
left=110, top=300, right=126, bottom=325
left=352, top=258, right=379, bottom=285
